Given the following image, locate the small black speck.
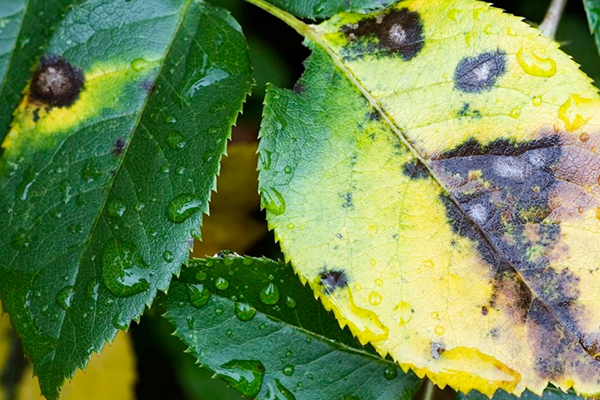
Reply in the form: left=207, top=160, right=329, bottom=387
left=368, top=111, right=381, bottom=121
left=341, top=192, right=354, bottom=209
left=293, top=83, right=305, bottom=94
left=112, top=138, right=127, bottom=156
left=32, top=109, right=40, bottom=123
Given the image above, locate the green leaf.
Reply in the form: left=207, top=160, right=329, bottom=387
left=458, top=388, right=584, bottom=400
left=251, top=0, right=395, bottom=20
left=583, top=0, right=600, bottom=56
left=0, top=0, right=252, bottom=398
left=0, top=0, right=85, bottom=142
left=163, top=254, right=422, bottom=400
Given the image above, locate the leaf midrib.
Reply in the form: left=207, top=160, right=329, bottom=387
left=49, top=0, right=195, bottom=380
left=245, top=0, right=596, bottom=363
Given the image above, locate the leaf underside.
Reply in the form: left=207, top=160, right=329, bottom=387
left=258, top=0, right=600, bottom=396
left=163, top=255, right=422, bottom=400
left=0, top=0, right=251, bottom=398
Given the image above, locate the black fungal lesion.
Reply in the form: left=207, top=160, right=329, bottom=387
left=319, top=269, right=348, bottom=294
left=402, top=159, right=429, bottom=180
left=340, top=192, right=354, bottom=209
left=457, top=103, right=481, bottom=118
left=343, top=8, right=424, bottom=61
left=112, top=138, right=127, bottom=156
left=454, top=50, right=506, bottom=93
left=29, top=55, right=85, bottom=108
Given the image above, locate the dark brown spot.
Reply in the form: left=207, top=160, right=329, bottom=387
left=112, top=138, right=127, bottom=156
left=454, top=51, right=506, bottom=93
left=343, top=8, right=424, bottom=61
left=320, top=269, right=348, bottom=293
left=481, top=306, right=488, bottom=316
left=29, top=55, right=84, bottom=107
left=402, top=159, right=429, bottom=180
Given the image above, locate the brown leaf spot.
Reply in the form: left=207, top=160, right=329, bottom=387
left=29, top=55, right=84, bottom=108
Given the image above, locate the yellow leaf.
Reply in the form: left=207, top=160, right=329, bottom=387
left=256, top=0, right=600, bottom=397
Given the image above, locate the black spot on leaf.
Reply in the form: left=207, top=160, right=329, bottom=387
left=112, top=138, right=127, bottom=156
left=29, top=55, right=85, bottom=107
left=402, top=159, right=429, bottom=180
left=343, top=8, right=424, bottom=61
left=341, top=192, right=354, bottom=209
left=454, top=51, right=506, bottom=93
left=320, top=270, right=348, bottom=293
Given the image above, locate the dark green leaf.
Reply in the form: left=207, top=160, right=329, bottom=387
left=0, top=0, right=252, bottom=398
left=163, top=254, right=422, bottom=400
left=248, top=0, right=395, bottom=20
left=458, top=388, right=584, bottom=400
left=583, top=0, right=600, bottom=56
left=0, top=0, right=85, bottom=142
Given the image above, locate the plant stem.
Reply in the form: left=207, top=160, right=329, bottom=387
left=423, top=379, right=436, bottom=400
left=243, top=0, right=312, bottom=37
left=539, top=0, right=568, bottom=39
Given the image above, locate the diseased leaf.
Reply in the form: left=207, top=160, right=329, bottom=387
left=583, top=0, right=600, bottom=56
left=163, top=255, right=422, bottom=400
left=0, top=0, right=85, bottom=142
left=0, top=0, right=252, bottom=398
left=257, top=0, right=600, bottom=396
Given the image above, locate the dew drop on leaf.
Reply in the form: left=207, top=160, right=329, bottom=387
left=186, top=283, right=211, bottom=308
left=368, top=291, right=382, bottom=306
left=283, top=365, right=295, bottom=376
left=516, top=47, right=557, bottom=77
left=261, top=187, right=286, bottom=215
left=112, top=313, right=128, bottom=330
left=266, top=380, right=296, bottom=400
left=260, top=283, right=280, bottom=305
left=214, top=360, right=265, bottom=398
left=215, top=307, right=224, bottom=316
left=186, top=315, right=194, bottom=330
left=56, top=286, right=74, bottom=311
left=101, top=241, right=151, bottom=297
left=195, top=270, right=208, bottom=281
left=285, top=296, right=296, bottom=309
left=107, top=199, right=127, bottom=219
left=215, top=277, right=229, bottom=290
left=167, top=193, right=202, bottom=223
left=166, top=131, right=187, bottom=150
left=11, top=232, right=31, bottom=250
left=162, top=251, right=174, bottom=263
left=131, top=58, right=151, bottom=71
left=383, top=366, right=397, bottom=380
left=242, top=257, right=254, bottom=266
left=235, top=302, right=257, bottom=321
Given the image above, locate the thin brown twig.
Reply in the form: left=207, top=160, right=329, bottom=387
left=539, top=0, right=569, bottom=39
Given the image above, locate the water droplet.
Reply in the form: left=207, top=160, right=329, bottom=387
left=163, top=251, right=174, bottom=263
left=260, top=283, right=280, bottom=305
left=210, top=100, right=228, bottom=114
left=423, top=259, right=434, bottom=268
left=368, top=291, right=382, bottom=306
left=166, top=115, right=177, bottom=124
left=266, top=380, right=296, bottom=400
left=56, top=286, right=75, bottom=310
left=167, top=194, right=202, bottom=223
left=374, top=278, right=383, bottom=287
left=259, top=150, right=272, bottom=171
left=235, top=303, right=257, bottom=321
left=215, top=307, right=224, bottom=316
left=81, top=162, right=103, bottom=183
left=285, top=296, right=296, bottom=309
left=509, top=106, right=521, bottom=119
left=282, top=365, right=295, bottom=376
left=131, top=58, right=151, bottom=71
left=107, top=199, right=126, bottom=218
left=186, top=283, right=211, bottom=308
left=435, top=325, right=445, bottom=335
left=284, top=166, right=292, bottom=174
left=383, top=366, right=397, bottom=380
left=195, top=270, right=208, bottom=281
left=214, top=360, right=265, bottom=398
left=532, top=95, right=543, bottom=106
left=484, top=24, right=493, bottom=35
left=186, top=315, right=194, bottom=329
left=261, top=187, right=286, bottom=215
left=17, top=169, right=39, bottom=201
left=11, top=232, right=32, bottom=250
left=185, top=69, right=230, bottom=98
left=516, top=47, right=557, bottom=77
left=68, top=224, right=83, bottom=234
left=176, top=166, right=186, bottom=175
left=167, top=131, right=187, bottom=150
left=215, top=277, right=229, bottom=290
left=242, top=257, right=253, bottom=266
left=134, top=202, right=145, bottom=212
left=112, top=313, right=128, bottom=330
left=50, top=209, right=63, bottom=219
left=394, top=301, right=413, bottom=325
left=101, top=241, right=151, bottom=297
left=88, top=283, right=99, bottom=301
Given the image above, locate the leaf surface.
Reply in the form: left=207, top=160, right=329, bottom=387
left=163, top=255, right=422, bottom=400
left=0, top=0, right=251, bottom=397
left=252, top=0, right=395, bottom=20
left=257, top=0, right=600, bottom=396
left=0, top=0, right=85, bottom=142
left=583, top=0, right=600, bottom=56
